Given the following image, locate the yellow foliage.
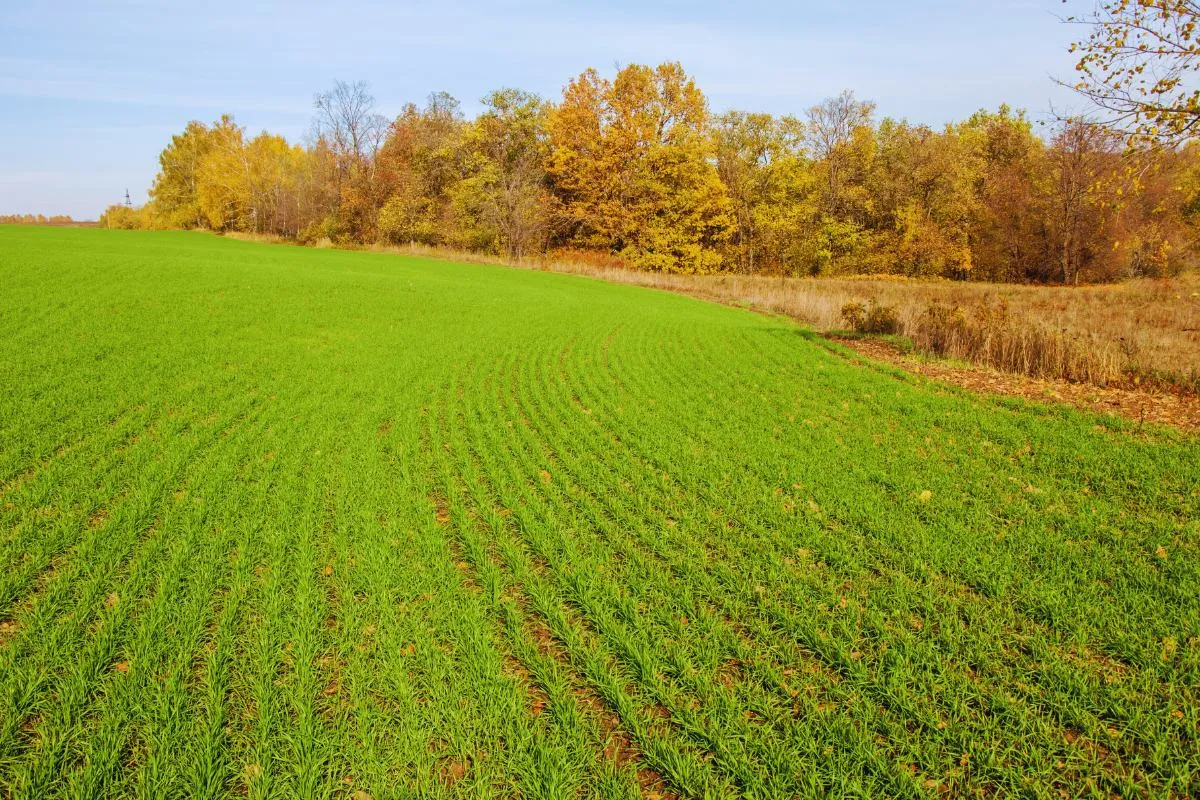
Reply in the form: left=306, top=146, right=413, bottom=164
left=548, top=62, right=733, bottom=273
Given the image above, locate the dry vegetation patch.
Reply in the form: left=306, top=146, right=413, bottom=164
left=833, top=336, right=1200, bottom=431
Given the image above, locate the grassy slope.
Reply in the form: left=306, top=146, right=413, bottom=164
left=0, top=225, right=1197, bottom=799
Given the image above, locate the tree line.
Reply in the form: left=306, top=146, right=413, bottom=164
left=102, top=63, right=1200, bottom=283
left=1, top=214, right=79, bottom=226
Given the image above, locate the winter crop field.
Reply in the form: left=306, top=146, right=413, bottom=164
left=0, top=225, right=1197, bottom=799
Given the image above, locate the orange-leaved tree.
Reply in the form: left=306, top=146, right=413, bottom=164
left=548, top=62, right=732, bottom=273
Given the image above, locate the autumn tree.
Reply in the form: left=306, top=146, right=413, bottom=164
left=241, top=134, right=312, bottom=236
left=862, top=120, right=980, bottom=277
left=149, top=120, right=217, bottom=228
left=1067, top=1, right=1200, bottom=144
left=803, top=91, right=877, bottom=272
left=144, top=113, right=319, bottom=237
left=313, top=80, right=388, bottom=174
left=455, top=89, right=554, bottom=258
left=548, top=62, right=732, bottom=272
left=194, top=115, right=251, bottom=232
left=806, top=90, right=876, bottom=216
left=1114, top=148, right=1191, bottom=275
left=1, top=214, right=77, bottom=225
left=956, top=107, right=1050, bottom=282
left=313, top=81, right=389, bottom=241
left=376, top=92, right=468, bottom=246
left=711, top=111, right=815, bottom=273
left=1046, top=119, right=1125, bottom=283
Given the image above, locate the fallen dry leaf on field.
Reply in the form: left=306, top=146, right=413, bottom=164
left=440, top=758, right=468, bottom=783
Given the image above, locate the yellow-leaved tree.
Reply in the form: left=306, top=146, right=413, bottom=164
left=195, top=116, right=250, bottom=232
left=454, top=89, right=554, bottom=259
left=376, top=93, right=468, bottom=247
left=711, top=111, right=817, bottom=274
left=149, top=120, right=218, bottom=229
left=548, top=63, right=732, bottom=273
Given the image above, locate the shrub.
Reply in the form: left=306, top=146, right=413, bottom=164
left=840, top=300, right=900, bottom=334
left=98, top=205, right=139, bottom=230
left=298, top=218, right=336, bottom=246
left=915, top=303, right=967, bottom=356
left=840, top=301, right=866, bottom=331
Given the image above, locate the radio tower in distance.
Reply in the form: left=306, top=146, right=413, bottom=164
left=124, top=189, right=133, bottom=208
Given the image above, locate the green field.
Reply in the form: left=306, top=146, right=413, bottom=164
left=0, top=226, right=1197, bottom=799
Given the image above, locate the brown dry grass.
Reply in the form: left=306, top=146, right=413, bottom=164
left=223, top=234, right=1200, bottom=392
left=837, top=336, right=1200, bottom=432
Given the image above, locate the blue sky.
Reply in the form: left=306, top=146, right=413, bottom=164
left=1, top=1, right=1093, bottom=219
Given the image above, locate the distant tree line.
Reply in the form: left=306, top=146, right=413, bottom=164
left=104, top=63, right=1200, bottom=282
left=2, top=214, right=79, bottom=226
